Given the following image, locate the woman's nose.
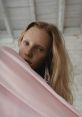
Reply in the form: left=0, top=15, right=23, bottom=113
left=25, top=47, right=33, bottom=58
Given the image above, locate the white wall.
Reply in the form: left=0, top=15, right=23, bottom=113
left=65, top=34, right=82, bottom=114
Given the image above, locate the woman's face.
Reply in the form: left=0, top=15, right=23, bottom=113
left=19, top=26, right=50, bottom=70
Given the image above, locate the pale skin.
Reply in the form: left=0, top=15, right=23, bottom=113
left=19, top=26, right=50, bottom=70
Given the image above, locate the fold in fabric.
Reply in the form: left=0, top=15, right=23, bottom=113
left=0, top=46, right=81, bottom=117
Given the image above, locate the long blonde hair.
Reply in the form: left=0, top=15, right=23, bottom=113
left=18, top=21, right=73, bottom=104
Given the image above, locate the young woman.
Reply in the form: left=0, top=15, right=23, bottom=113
left=18, top=21, right=73, bottom=104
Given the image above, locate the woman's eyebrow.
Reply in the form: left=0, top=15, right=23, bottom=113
left=23, top=39, right=28, bottom=42
left=35, top=44, right=47, bottom=50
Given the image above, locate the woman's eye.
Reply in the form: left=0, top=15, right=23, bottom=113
left=24, top=41, right=29, bottom=46
left=37, top=47, right=44, bottom=52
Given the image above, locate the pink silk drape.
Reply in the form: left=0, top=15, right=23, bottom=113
left=0, top=46, right=81, bottom=117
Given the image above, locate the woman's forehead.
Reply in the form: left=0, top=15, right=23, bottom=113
left=23, top=26, right=50, bottom=47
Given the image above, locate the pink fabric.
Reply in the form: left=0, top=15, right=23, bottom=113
left=0, top=46, right=81, bottom=117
